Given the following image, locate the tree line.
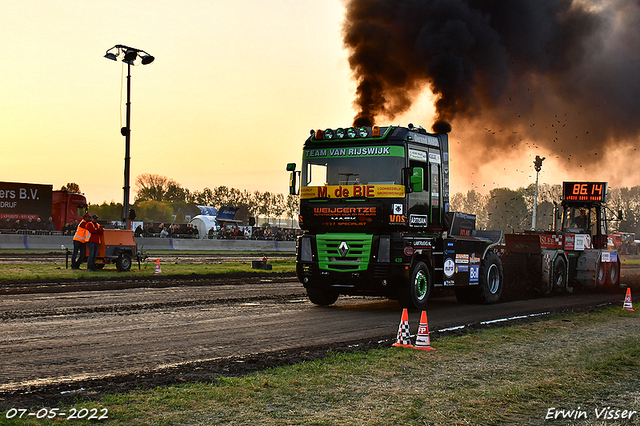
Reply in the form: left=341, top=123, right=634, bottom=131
left=84, top=174, right=298, bottom=225
left=71, top=176, right=640, bottom=237
left=451, top=183, right=640, bottom=236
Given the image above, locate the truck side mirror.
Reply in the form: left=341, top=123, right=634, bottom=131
left=289, top=171, right=300, bottom=195
left=410, top=167, right=424, bottom=192
left=286, top=163, right=299, bottom=195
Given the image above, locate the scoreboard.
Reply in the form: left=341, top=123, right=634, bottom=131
left=562, top=182, right=607, bottom=202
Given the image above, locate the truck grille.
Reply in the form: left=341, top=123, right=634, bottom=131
left=316, top=234, right=372, bottom=272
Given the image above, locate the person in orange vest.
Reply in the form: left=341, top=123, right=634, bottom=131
left=85, top=215, right=104, bottom=271
left=71, top=213, right=91, bottom=270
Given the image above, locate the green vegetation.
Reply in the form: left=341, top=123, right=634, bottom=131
left=2, top=307, right=638, bottom=425
left=88, top=174, right=299, bottom=225
left=0, top=258, right=295, bottom=281
left=451, top=183, right=640, bottom=236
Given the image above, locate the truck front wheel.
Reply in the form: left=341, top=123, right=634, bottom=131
left=306, top=287, right=339, bottom=306
left=116, top=253, right=132, bottom=272
left=398, top=261, right=431, bottom=310
left=477, top=252, right=503, bottom=304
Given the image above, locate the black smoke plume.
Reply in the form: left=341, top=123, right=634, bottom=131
left=343, top=0, right=640, bottom=176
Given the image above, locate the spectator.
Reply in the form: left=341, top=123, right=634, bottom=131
left=208, top=227, right=215, bottom=239
left=145, top=223, right=155, bottom=237
left=12, top=219, right=21, bottom=231
left=85, top=215, right=104, bottom=271
left=62, top=222, right=72, bottom=235
left=45, top=217, right=56, bottom=232
left=26, top=218, right=37, bottom=231
left=160, top=226, right=169, bottom=238
left=134, top=224, right=143, bottom=237
left=2, top=218, right=11, bottom=231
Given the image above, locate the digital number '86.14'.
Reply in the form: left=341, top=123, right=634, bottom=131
left=572, top=183, right=603, bottom=195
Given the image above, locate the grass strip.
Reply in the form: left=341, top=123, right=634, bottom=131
left=0, top=259, right=296, bottom=281
left=1, top=306, right=638, bottom=425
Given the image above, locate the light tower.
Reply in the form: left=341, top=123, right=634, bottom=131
left=104, top=44, right=154, bottom=229
left=531, top=155, right=545, bottom=230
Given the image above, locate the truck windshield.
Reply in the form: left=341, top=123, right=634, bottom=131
left=302, top=156, right=404, bottom=187
left=563, top=206, right=596, bottom=233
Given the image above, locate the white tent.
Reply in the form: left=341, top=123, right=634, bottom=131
left=189, top=215, right=219, bottom=239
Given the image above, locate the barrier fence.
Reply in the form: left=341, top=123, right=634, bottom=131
left=0, top=233, right=296, bottom=252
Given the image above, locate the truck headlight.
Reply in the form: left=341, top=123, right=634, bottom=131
left=377, top=236, right=390, bottom=263
left=300, top=236, right=313, bottom=262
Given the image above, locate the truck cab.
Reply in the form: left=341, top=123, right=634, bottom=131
left=288, top=125, right=504, bottom=309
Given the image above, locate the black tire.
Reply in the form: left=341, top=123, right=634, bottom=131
left=476, top=251, right=503, bottom=304
left=550, top=256, right=567, bottom=294
left=398, top=261, right=431, bottom=310
left=596, top=261, right=607, bottom=287
left=116, top=253, right=132, bottom=272
left=306, top=287, right=339, bottom=306
left=605, top=261, right=622, bottom=293
left=607, top=261, right=620, bottom=286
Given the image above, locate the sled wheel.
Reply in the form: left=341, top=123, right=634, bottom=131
left=550, top=256, right=567, bottom=294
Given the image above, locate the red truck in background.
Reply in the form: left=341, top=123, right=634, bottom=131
left=611, top=232, right=638, bottom=255
left=0, top=181, right=87, bottom=232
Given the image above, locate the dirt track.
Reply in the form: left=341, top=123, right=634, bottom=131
left=1, top=264, right=638, bottom=410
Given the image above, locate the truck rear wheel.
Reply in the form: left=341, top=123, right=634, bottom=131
left=116, top=253, right=132, bottom=272
left=306, top=287, right=339, bottom=306
left=398, top=261, right=431, bottom=310
left=476, top=252, right=503, bottom=304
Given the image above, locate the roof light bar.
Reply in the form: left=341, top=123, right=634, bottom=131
left=324, top=128, right=334, bottom=139
left=311, top=125, right=387, bottom=140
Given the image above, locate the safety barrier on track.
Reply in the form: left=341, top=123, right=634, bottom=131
left=0, top=234, right=296, bottom=252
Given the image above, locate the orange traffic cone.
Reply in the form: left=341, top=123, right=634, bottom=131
left=413, top=310, right=435, bottom=351
left=154, top=258, right=162, bottom=275
left=623, top=288, right=634, bottom=311
left=392, top=308, right=413, bottom=348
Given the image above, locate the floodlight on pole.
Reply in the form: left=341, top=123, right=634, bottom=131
left=103, top=44, right=154, bottom=230
left=531, top=155, right=546, bottom=230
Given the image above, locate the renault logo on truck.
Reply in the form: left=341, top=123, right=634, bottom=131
left=338, top=241, right=350, bottom=257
